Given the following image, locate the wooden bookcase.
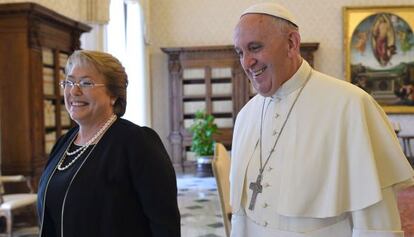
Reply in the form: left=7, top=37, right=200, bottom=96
left=0, top=3, right=91, bottom=186
left=162, top=43, right=319, bottom=171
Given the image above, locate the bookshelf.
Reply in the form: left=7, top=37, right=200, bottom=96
left=162, top=43, right=319, bottom=171
left=0, top=2, right=91, bottom=187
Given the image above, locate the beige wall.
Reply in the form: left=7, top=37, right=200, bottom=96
left=1, top=0, right=412, bottom=153
left=149, top=0, right=414, bottom=153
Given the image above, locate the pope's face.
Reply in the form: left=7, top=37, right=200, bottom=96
left=64, top=65, right=114, bottom=127
left=233, top=14, right=291, bottom=97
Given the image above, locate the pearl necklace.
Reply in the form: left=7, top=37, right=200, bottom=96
left=57, top=114, right=117, bottom=171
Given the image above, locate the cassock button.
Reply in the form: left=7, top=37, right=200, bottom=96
left=267, top=166, right=273, bottom=172
left=274, top=113, right=280, bottom=119
left=263, top=221, right=268, bottom=227
left=272, top=130, right=278, bottom=136
left=262, top=202, right=269, bottom=208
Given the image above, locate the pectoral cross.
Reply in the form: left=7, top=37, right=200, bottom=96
left=248, top=173, right=263, bottom=210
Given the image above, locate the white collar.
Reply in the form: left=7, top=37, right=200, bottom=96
left=268, top=60, right=312, bottom=100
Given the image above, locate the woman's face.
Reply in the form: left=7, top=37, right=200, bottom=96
left=64, top=65, right=114, bottom=127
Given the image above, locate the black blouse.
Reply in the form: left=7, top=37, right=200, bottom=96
left=38, top=118, right=180, bottom=237
left=45, top=144, right=95, bottom=237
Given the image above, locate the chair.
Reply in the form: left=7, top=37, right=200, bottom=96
left=399, top=135, right=414, bottom=165
left=212, top=143, right=232, bottom=237
left=0, top=175, right=37, bottom=237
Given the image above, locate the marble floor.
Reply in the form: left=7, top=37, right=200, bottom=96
left=10, top=174, right=413, bottom=237
left=177, top=173, right=414, bottom=237
left=177, top=174, right=226, bottom=237
left=11, top=174, right=226, bottom=237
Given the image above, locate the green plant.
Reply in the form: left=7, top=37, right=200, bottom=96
left=189, top=110, right=219, bottom=156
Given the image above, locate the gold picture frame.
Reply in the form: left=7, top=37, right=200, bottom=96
left=343, top=6, right=414, bottom=113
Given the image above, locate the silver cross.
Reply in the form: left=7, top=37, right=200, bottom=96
left=248, top=173, right=263, bottom=210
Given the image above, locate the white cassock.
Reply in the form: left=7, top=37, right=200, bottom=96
left=230, top=60, right=414, bottom=237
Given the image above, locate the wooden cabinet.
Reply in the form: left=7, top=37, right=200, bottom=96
left=162, top=43, right=318, bottom=171
left=0, top=3, right=90, bottom=185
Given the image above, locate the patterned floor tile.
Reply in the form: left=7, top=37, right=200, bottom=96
left=181, top=213, right=194, bottom=218
left=207, top=222, right=224, bottom=228
left=197, top=234, right=223, bottom=237
left=178, top=176, right=225, bottom=237
left=185, top=205, right=203, bottom=210
left=194, top=199, right=211, bottom=203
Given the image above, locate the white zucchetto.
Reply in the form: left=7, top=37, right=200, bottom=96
left=241, top=2, right=298, bottom=27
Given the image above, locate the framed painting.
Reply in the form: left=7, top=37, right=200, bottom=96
left=343, top=6, right=414, bottom=113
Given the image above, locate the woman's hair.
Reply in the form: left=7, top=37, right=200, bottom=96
left=65, top=50, right=128, bottom=116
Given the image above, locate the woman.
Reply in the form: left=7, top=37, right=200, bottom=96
left=37, top=50, right=180, bottom=237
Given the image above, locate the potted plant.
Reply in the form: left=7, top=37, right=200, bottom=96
left=189, top=110, right=219, bottom=176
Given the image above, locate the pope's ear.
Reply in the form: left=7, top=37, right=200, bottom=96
left=287, top=31, right=301, bottom=57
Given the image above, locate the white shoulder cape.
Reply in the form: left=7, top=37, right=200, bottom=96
left=230, top=61, right=414, bottom=218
